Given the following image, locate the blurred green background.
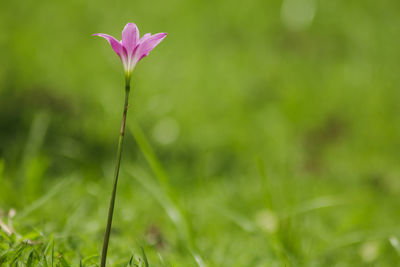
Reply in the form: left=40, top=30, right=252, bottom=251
left=1, top=0, right=400, bottom=265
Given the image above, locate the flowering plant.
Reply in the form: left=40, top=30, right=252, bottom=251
left=94, top=22, right=166, bottom=267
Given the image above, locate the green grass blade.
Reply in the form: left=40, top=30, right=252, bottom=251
left=16, top=177, right=73, bottom=220
left=128, top=121, right=206, bottom=266
left=140, top=247, right=149, bottom=267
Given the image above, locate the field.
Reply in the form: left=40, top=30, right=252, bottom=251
left=1, top=0, right=400, bottom=266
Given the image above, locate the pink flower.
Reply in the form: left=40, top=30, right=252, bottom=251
left=94, top=23, right=167, bottom=77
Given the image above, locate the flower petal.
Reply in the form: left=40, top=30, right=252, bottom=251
left=135, top=33, right=167, bottom=62
left=93, top=33, right=124, bottom=57
left=122, top=23, right=139, bottom=55
left=139, top=33, right=151, bottom=44
left=93, top=33, right=129, bottom=71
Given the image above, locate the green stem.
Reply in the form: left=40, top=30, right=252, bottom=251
left=100, top=76, right=131, bottom=267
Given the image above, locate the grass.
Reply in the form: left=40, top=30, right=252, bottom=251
left=1, top=0, right=400, bottom=266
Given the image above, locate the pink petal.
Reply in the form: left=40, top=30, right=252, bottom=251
left=139, top=33, right=151, bottom=44
left=121, top=23, right=139, bottom=55
left=93, top=33, right=124, bottom=56
left=135, top=33, right=167, bottom=62
left=93, top=33, right=128, bottom=68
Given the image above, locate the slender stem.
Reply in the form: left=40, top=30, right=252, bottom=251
left=100, top=76, right=131, bottom=267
